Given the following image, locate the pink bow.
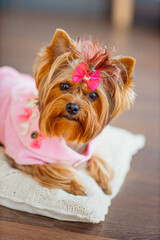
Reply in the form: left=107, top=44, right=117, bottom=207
left=72, top=62, right=100, bottom=91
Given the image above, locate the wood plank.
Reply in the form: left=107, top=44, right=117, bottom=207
left=0, top=220, right=114, bottom=240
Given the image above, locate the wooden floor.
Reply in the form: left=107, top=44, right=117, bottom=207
left=0, top=10, right=159, bottom=240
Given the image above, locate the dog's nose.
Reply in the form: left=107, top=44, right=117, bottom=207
left=66, top=103, right=80, bottom=115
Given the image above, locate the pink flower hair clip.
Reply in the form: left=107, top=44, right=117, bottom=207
left=72, top=62, right=101, bottom=91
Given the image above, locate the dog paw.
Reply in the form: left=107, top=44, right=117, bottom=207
left=99, top=180, right=112, bottom=195
left=69, top=179, right=86, bottom=196
left=87, top=155, right=113, bottom=195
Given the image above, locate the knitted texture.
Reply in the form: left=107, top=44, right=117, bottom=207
left=0, top=126, right=145, bottom=223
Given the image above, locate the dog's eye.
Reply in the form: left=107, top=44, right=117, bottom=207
left=88, top=92, right=99, bottom=101
left=59, top=83, right=71, bottom=91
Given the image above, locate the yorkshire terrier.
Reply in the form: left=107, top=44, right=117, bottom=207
left=0, top=29, right=135, bottom=195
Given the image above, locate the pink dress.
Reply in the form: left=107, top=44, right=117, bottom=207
left=0, top=66, right=95, bottom=166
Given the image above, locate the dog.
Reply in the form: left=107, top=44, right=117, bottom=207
left=0, top=29, right=135, bottom=195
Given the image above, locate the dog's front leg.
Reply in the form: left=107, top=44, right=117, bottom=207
left=87, top=155, right=114, bottom=194
left=9, top=159, right=86, bottom=195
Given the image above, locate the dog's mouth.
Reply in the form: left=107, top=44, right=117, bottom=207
left=57, top=114, right=84, bottom=132
left=57, top=114, right=78, bottom=122
left=62, top=115, right=77, bottom=122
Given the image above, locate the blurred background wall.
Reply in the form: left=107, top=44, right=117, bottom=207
left=0, top=0, right=159, bottom=72
left=0, top=0, right=159, bottom=28
left=0, top=0, right=109, bottom=16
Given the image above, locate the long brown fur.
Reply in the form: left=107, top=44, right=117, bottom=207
left=87, top=155, right=114, bottom=194
left=13, top=29, right=135, bottom=195
left=9, top=158, right=85, bottom=195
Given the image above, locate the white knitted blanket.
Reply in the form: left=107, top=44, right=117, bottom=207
left=0, top=126, right=145, bottom=223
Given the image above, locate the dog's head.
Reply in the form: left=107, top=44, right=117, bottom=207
left=34, top=29, right=135, bottom=143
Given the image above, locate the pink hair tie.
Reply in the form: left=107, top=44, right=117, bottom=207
left=72, top=62, right=100, bottom=91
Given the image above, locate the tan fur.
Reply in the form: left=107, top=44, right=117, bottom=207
left=11, top=29, right=135, bottom=195
left=87, top=155, right=114, bottom=194
left=9, top=158, right=85, bottom=195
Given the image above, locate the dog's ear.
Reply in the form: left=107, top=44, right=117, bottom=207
left=108, top=57, right=136, bottom=122
left=118, top=57, right=135, bottom=85
left=119, top=57, right=135, bottom=111
left=48, top=29, right=75, bottom=60
left=118, top=57, right=136, bottom=108
left=34, top=29, right=76, bottom=90
left=119, top=57, right=136, bottom=111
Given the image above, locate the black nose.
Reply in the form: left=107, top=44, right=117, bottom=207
left=66, top=103, right=80, bottom=115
